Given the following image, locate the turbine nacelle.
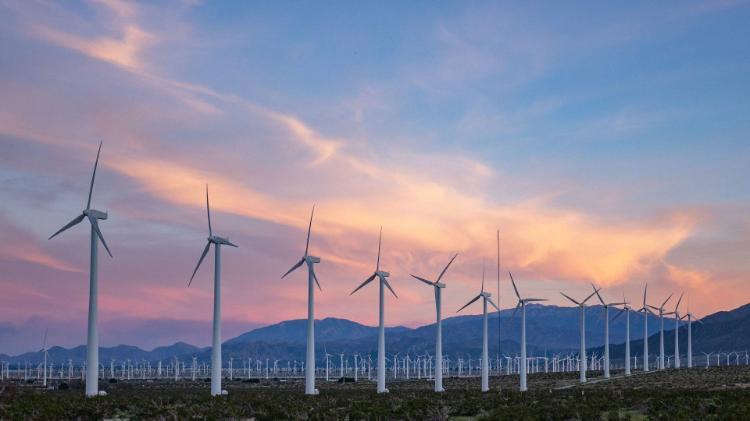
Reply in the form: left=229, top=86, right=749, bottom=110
left=83, top=209, right=108, bottom=220
left=434, top=282, right=446, bottom=289
left=306, top=255, right=321, bottom=264
left=376, top=270, right=390, bottom=278
left=208, top=235, right=237, bottom=247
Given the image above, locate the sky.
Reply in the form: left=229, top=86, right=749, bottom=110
left=1, top=0, right=749, bottom=355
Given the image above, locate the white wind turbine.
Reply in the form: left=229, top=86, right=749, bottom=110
left=188, top=185, right=238, bottom=396
left=411, top=253, right=458, bottom=393
left=48, top=141, right=112, bottom=397
left=457, top=262, right=499, bottom=393
left=509, top=272, right=546, bottom=392
left=647, top=292, right=673, bottom=370
left=560, top=288, right=600, bottom=383
left=40, top=329, right=49, bottom=387
left=351, top=227, right=398, bottom=393
left=665, top=292, right=684, bottom=369
left=637, top=283, right=656, bottom=372
left=680, top=298, right=702, bottom=368
left=611, top=290, right=632, bottom=375
left=592, top=285, right=627, bottom=379
left=281, top=205, right=321, bottom=395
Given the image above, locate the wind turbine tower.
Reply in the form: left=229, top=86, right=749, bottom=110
left=457, top=262, right=500, bottom=392
left=188, top=185, right=238, bottom=396
left=509, top=272, right=546, bottom=392
left=48, top=142, right=113, bottom=397
left=560, top=288, right=600, bottom=383
left=351, top=227, right=398, bottom=393
left=281, top=205, right=322, bottom=395
left=411, top=253, right=457, bottom=392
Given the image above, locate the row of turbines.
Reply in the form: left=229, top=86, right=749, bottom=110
left=42, top=143, right=709, bottom=397
left=5, top=347, right=750, bottom=386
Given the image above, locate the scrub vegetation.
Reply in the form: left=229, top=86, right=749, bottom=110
left=2, top=366, right=750, bottom=420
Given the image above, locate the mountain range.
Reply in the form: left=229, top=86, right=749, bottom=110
left=2, top=303, right=748, bottom=365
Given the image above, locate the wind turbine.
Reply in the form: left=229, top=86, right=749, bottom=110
left=680, top=297, right=703, bottom=368
left=509, top=272, right=546, bottom=392
left=457, top=262, right=499, bottom=393
left=611, top=290, right=632, bottom=375
left=411, top=253, right=457, bottom=392
left=648, top=292, right=673, bottom=370
left=281, top=205, right=321, bottom=395
left=40, top=329, right=49, bottom=387
left=48, top=141, right=112, bottom=397
left=592, top=285, right=627, bottom=379
left=637, top=283, right=656, bottom=372
left=665, top=292, right=683, bottom=369
left=188, top=185, right=238, bottom=396
left=560, top=287, right=600, bottom=383
left=351, top=227, right=397, bottom=393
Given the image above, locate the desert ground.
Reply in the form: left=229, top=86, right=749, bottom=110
left=2, top=366, right=750, bottom=419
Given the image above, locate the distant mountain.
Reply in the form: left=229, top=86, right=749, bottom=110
left=596, top=303, right=750, bottom=359
left=226, top=318, right=410, bottom=345
left=4, top=304, right=747, bottom=365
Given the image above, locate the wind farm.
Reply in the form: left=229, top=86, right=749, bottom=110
left=2, top=0, right=750, bottom=419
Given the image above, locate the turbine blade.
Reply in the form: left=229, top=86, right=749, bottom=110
left=512, top=301, right=521, bottom=318
left=696, top=318, right=704, bottom=325
left=376, top=226, right=382, bottom=272
left=508, top=272, right=520, bottom=300
left=86, top=141, right=102, bottom=210
left=410, top=274, right=434, bottom=286
left=674, top=292, right=684, bottom=312
left=661, top=293, right=673, bottom=308
left=48, top=213, right=85, bottom=240
left=281, top=258, right=305, bottom=279
left=436, top=253, right=458, bottom=283
left=525, top=298, right=547, bottom=302
left=611, top=308, right=625, bottom=322
left=487, top=297, right=500, bottom=312
left=304, top=204, right=315, bottom=257
left=89, top=216, right=113, bottom=258
left=224, top=239, right=239, bottom=248
left=206, top=185, right=212, bottom=236
left=582, top=288, right=600, bottom=304
left=496, top=229, right=500, bottom=284
left=350, top=273, right=376, bottom=295
left=457, top=294, right=481, bottom=313
left=383, top=278, right=398, bottom=298
left=592, top=283, right=605, bottom=305
left=312, top=268, right=322, bottom=292
left=560, top=292, right=580, bottom=305
left=643, top=283, right=648, bottom=307
left=481, top=260, right=485, bottom=293
left=189, top=242, right=211, bottom=286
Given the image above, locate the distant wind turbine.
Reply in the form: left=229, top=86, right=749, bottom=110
left=411, top=253, right=457, bottom=392
left=611, top=289, right=632, bottom=375
left=680, top=297, right=703, bottom=368
left=457, top=261, right=499, bottom=393
left=560, top=288, right=600, bottom=384
left=48, top=141, right=112, bottom=397
left=351, top=227, right=398, bottom=393
left=281, top=205, right=321, bottom=395
left=509, top=272, right=546, bottom=392
left=40, top=329, right=49, bottom=387
left=665, top=292, right=684, bottom=369
left=638, top=284, right=656, bottom=372
left=188, top=185, right=238, bottom=396
left=648, top=292, right=673, bottom=370
left=592, top=285, right=627, bottom=379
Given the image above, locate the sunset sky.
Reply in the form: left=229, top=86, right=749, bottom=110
left=1, top=0, right=749, bottom=354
